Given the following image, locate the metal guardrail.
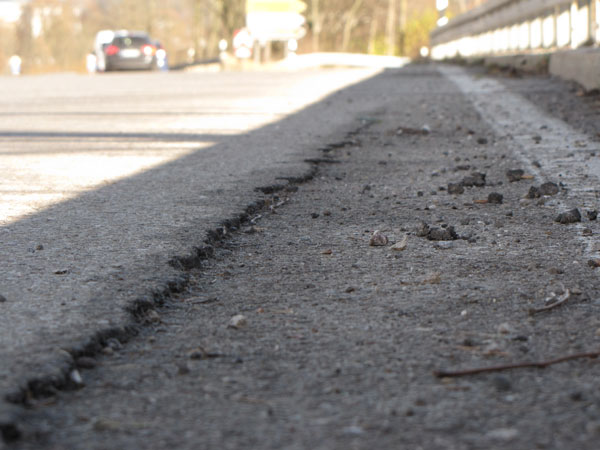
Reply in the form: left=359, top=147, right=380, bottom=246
left=431, top=0, right=599, bottom=59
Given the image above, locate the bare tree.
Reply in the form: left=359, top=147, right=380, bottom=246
left=341, top=0, right=364, bottom=52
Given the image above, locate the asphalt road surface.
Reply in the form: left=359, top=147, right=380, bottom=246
left=0, top=67, right=384, bottom=431
left=3, top=64, right=600, bottom=449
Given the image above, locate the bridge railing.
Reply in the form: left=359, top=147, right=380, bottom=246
left=431, top=0, right=599, bottom=59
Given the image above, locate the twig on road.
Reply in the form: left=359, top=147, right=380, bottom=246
left=528, top=288, right=571, bottom=315
left=434, top=350, right=600, bottom=378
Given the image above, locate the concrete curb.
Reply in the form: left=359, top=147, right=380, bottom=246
left=466, top=48, right=600, bottom=92
left=549, top=48, right=600, bottom=92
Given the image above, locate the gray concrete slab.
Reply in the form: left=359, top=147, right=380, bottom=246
left=549, top=48, right=600, bottom=92
left=0, top=68, right=391, bottom=424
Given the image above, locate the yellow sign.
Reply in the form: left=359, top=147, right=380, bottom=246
left=246, top=0, right=307, bottom=14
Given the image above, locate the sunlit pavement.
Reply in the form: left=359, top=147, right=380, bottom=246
left=0, top=69, right=379, bottom=225
left=0, top=66, right=401, bottom=420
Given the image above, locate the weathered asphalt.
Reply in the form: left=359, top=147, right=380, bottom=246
left=0, top=68, right=388, bottom=430
left=3, top=63, right=600, bottom=448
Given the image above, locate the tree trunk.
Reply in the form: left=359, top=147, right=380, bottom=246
left=368, top=16, right=377, bottom=54
left=385, top=0, right=396, bottom=55
left=311, top=0, right=320, bottom=52
left=341, top=0, right=364, bottom=52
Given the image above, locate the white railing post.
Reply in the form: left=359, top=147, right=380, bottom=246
left=430, top=0, right=598, bottom=60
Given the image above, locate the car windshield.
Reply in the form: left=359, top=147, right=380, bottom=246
left=113, top=36, right=149, bottom=48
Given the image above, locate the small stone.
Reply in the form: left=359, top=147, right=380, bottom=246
left=93, top=419, right=121, bottom=432
left=345, top=287, right=356, bottom=293
left=506, top=169, right=525, bottom=182
left=533, top=135, right=542, bottom=143
left=583, top=228, right=593, bottom=236
left=436, top=241, right=454, bottom=250
left=144, top=309, right=161, bottom=323
left=416, top=221, right=430, bottom=237
left=477, top=137, right=488, bottom=145
left=587, top=210, right=598, bottom=221
left=539, top=182, right=559, bottom=196
left=188, top=347, right=208, bottom=359
left=527, top=186, right=541, bottom=198
left=570, top=391, right=584, bottom=401
left=105, top=338, right=122, bottom=351
left=343, top=425, right=365, bottom=435
left=391, top=235, right=408, bottom=251
left=369, top=230, right=389, bottom=247
left=448, top=183, right=465, bottom=195
left=0, top=294, right=6, bottom=303
left=497, top=322, right=514, bottom=334
left=177, top=363, right=191, bottom=375
left=323, top=210, right=331, bottom=216
left=487, top=192, right=503, bottom=204
left=69, top=369, right=85, bottom=388
left=311, top=213, right=320, bottom=219
left=555, top=208, right=581, bottom=224
left=421, top=124, right=431, bottom=134
left=427, top=226, right=458, bottom=241
left=229, top=315, right=248, bottom=329
left=492, top=375, right=511, bottom=392
left=76, top=357, right=97, bottom=369
left=588, top=259, right=600, bottom=268
left=462, top=172, right=486, bottom=187
left=101, top=346, right=114, bottom=356
left=487, top=428, right=519, bottom=440
left=460, top=309, right=468, bottom=317
left=35, top=244, right=44, bottom=251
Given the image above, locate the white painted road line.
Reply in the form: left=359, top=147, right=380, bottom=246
left=440, top=65, right=600, bottom=259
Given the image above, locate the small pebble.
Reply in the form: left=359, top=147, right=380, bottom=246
left=0, top=294, right=6, bottom=303
left=492, top=375, right=512, bottom=392
left=462, top=172, right=486, bottom=187
left=105, top=338, right=122, bottom=351
left=539, top=182, right=559, bottom=196
left=506, top=169, right=524, bottom=182
left=427, top=226, right=458, bottom=241
left=527, top=186, right=541, bottom=198
left=487, top=428, right=519, bottom=440
left=555, top=208, right=582, bottom=224
left=583, top=228, right=593, bottom=236
left=311, top=213, right=320, bottom=219
left=587, top=210, right=598, bottom=221
left=145, top=309, right=161, bottom=323
left=497, top=323, right=514, bottom=334
left=477, top=137, right=488, bottom=145
left=416, top=221, right=430, bottom=237
left=448, top=183, right=465, bottom=195
left=487, top=192, right=503, bottom=204
left=177, top=363, right=191, bottom=375
left=391, top=235, right=408, bottom=251
left=229, top=315, right=248, bottom=329
left=369, top=230, right=389, bottom=247
left=69, top=369, right=85, bottom=388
